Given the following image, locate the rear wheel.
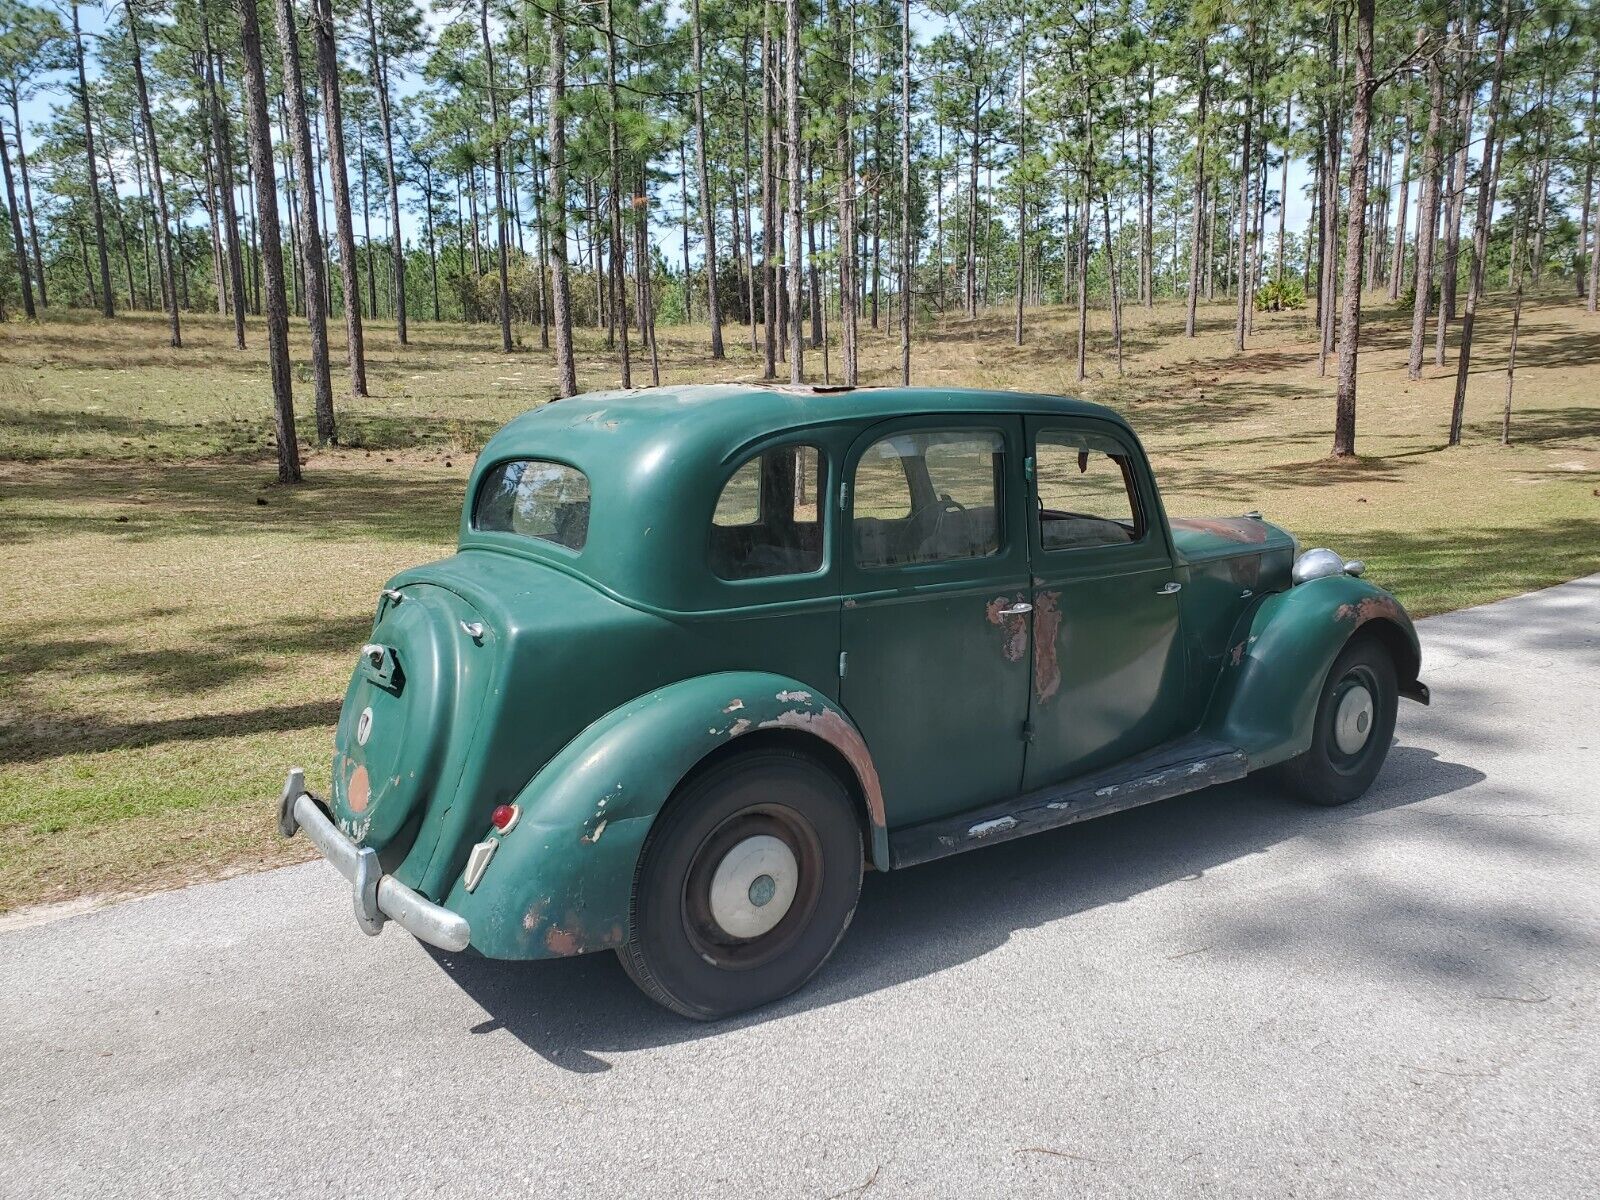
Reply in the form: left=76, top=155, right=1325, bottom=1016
left=1279, top=635, right=1398, bottom=806
left=620, top=750, right=863, bottom=1020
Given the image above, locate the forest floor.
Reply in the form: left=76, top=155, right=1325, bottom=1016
left=1, top=292, right=1597, bottom=914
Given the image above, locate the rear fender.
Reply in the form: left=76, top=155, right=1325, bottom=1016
left=444, top=671, right=888, bottom=960
left=1202, top=576, right=1422, bottom=768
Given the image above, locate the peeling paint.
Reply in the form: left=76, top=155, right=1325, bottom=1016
left=1033, top=590, right=1063, bottom=703
left=985, top=595, right=1029, bottom=663
left=755, top=707, right=888, bottom=830
left=729, top=717, right=752, bottom=736
left=775, top=689, right=812, bottom=703
left=968, top=816, right=1018, bottom=838
left=1170, top=515, right=1269, bottom=544
left=1228, top=641, right=1247, bottom=667
left=581, top=819, right=608, bottom=844
left=723, top=699, right=745, bottom=713
left=1335, top=593, right=1404, bottom=625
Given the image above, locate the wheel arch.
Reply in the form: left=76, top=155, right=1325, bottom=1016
left=444, top=671, right=888, bottom=960
left=1202, top=575, right=1422, bottom=769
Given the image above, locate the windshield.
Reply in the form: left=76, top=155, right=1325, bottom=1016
left=472, top=459, right=591, bottom=551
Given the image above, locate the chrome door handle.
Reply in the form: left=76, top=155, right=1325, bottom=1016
left=998, top=602, right=1033, bottom=616
left=1156, top=582, right=1182, bottom=596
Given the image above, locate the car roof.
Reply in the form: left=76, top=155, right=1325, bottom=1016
left=463, top=384, right=1140, bottom=614
left=478, top=383, right=1132, bottom=467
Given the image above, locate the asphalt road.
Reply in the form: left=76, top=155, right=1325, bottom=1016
left=3, top=575, right=1597, bottom=1199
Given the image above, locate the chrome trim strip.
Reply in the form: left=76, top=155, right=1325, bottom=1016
left=283, top=783, right=471, bottom=953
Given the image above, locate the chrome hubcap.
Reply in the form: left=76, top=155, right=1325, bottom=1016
left=1333, top=682, right=1376, bottom=756
left=707, top=835, right=799, bottom=939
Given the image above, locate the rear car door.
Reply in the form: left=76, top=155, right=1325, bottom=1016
left=839, top=416, right=1032, bottom=829
left=1023, top=419, right=1187, bottom=790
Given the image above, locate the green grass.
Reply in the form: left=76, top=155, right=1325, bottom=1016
left=1, top=293, right=1596, bottom=912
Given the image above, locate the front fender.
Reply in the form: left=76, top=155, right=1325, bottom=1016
left=445, top=670, right=888, bottom=960
left=1202, top=576, right=1422, bottom=769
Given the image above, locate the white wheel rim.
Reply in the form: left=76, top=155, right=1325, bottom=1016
left=1333, top=682, right=1376, bottom=756
left=707, top=834, right=799, bottom=939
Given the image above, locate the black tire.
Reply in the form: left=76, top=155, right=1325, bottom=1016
left=1278, top=634, right=1399, bottom=806
left=619, top=749, right=863, bottom=1020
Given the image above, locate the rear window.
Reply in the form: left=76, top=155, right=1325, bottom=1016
left=472, top=459, right=590, bottom=550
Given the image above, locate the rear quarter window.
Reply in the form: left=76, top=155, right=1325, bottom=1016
left=472, top=459, right=591, bottom=550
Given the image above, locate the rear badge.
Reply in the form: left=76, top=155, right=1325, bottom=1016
left=356, top=706, right=374, bottom=746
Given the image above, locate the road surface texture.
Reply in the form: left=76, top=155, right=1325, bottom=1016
left=3, top=575, right=1597, bottom=1198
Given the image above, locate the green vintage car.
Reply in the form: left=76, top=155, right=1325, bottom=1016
left=278, top=384, right=1428, bottom=1018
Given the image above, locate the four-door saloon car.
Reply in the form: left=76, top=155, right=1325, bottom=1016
left=278, top=385, right=1428, bottom=1018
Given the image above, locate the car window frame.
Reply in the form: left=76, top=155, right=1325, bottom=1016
left=1026, top=419, right=1174, bottom=569
left=468, top=454, right=593, bottom=556
left=705, top=438, right=832, bottom=587
left=841, top=415, right=1028, bottom=589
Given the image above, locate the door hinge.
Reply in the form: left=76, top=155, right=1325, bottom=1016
left=1021, top=719, right=1035, bottom=743
left=838, top=651, right=849, bottom=679
left=839, top=480, right=851, bottom=511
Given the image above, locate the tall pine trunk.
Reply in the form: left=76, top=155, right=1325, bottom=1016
left=312, top=0, right=367, bottom=395
left=548, top=0, right=578, bottom=396
left=481, top=0, right=513, bottom=353
left=602, top=0, right=632, bottom=385
left=0, top=113, right=33, bottom=318
left=71, top=1, right=114, bottom=318
left=362, top=0, right=407, bottom=344
left=273, top=0, right=337, bottom=444
left=786, top=0, right=804, bottom=382
left=1409, top=25, right=1444, bottom=380
left=691, top=0, right=724, bottom=358
left=1185, top=37, right=1207, bottom=338
left=234, top=0, right=300, bottom=484
left=1448, top=0, right=1513, bottom=447
left=1332, top=0, right=1375, bottom=458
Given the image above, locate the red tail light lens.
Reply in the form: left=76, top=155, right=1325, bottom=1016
left=490, top=804, right=518, bottom=832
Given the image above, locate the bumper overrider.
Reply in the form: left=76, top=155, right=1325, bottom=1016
left=276, top=768, right=471, bottom=953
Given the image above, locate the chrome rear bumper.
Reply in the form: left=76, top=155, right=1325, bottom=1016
left=277, top=768, right=471, bottom=953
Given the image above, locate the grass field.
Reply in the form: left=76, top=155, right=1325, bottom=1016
left=2, top=292, right=1597, bottom=915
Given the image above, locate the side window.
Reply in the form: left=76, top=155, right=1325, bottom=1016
left=1035, top=430, right=1144, bottom=551
left=710, top=444, right=824, bottom=580
left=853, top=430, right=1003, bottom=568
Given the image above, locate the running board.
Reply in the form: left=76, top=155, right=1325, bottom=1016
left=889, top=737, right=1249, bottom=868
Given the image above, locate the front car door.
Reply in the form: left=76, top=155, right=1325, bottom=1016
left=839, top=416, right=1032, bottom=829
left=1023, top=418, right=1187, bottom=790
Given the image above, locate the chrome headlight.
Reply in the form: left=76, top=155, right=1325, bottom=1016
left=1292, top=547, right=1366, bottom=585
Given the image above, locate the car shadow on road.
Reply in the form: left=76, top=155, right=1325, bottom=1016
left=424, top=741, right=1497, bottom=1074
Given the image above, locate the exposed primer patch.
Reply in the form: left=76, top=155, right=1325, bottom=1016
left=1033, top=590, right=1063, bottom=703
left=985, top=595, right=1029, bottom=663
left=1170, top=515, right=1269, bottom=544
left=728, top=717, right=752, bottom=736
left=581, top=819, right=608, bottom=844
left=1335, top=593, right=1404, bottom=625
left=776, top=689, right=812, bottom=703
left=723, top=699, right=745, bottom=713
left=1228, top=641, right=1247, bottom=667
left=756, top=708, right=887, bottom=830
left=969, top=816, right=1018, bottom=839
left=522, top=898, right=551, bottom=932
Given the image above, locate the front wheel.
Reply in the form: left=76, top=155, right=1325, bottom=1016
left=1278, top=635, right=1399, bottom=806
left=619, top=749, right=863, bottom=1020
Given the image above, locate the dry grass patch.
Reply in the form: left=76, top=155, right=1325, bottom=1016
left=0, top=293, right=1596, bottom=912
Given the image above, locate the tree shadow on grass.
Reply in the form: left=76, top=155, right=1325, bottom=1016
left=425, top=741, right=1512, bottom=1074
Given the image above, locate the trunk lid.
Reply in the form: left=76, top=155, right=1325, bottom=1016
left=329, top=583, right=493, bottom=870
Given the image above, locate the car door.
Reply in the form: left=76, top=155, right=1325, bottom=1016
left=1022, top=418, right=1187, bottom=790
left=839, top=416, right=1032, bottom=829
